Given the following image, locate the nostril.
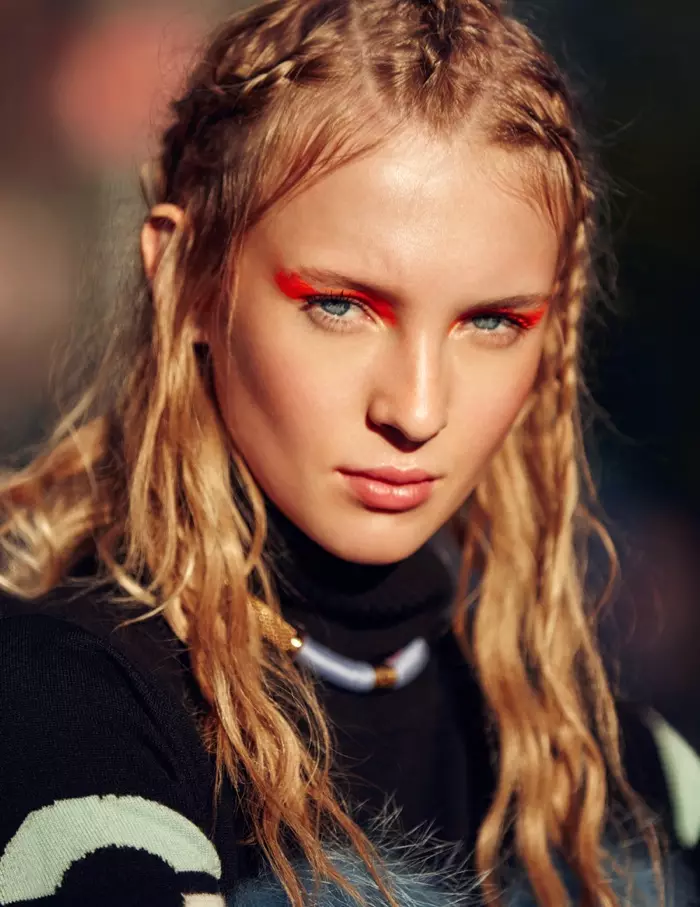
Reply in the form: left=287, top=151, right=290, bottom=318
left=368, top=421, right=428, bottom=453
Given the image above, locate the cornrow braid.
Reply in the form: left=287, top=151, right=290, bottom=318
left=160, top=0, right=353, bottom=204
left=414, top=0, right=480, bottom=81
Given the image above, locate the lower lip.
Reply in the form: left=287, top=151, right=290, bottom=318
left=341, top=473, right=435, bottom=512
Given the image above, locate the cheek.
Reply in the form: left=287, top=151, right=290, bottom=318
left=211, top=315, right=360, bottom=459
left=451, top=348, right=541, bottom=462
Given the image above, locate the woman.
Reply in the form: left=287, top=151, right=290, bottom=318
left=0, top=0, right=685, bottom=904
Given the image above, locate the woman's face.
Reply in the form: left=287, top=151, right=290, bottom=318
left=209, top=128, right=560, bottom=564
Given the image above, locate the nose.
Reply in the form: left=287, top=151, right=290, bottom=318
left=367, top=333, right=448, bottom=446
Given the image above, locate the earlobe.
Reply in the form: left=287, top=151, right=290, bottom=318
left=141, top=204, right=185, bottom=283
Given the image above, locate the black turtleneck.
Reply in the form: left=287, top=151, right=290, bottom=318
left=264, top=506, right=495, bottom=852
left=259, top=511, right=679, bottom=866
left=0, top=512, right=676, bottom=904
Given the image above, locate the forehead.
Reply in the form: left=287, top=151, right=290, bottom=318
left=251, top=127, right=561, bottom=302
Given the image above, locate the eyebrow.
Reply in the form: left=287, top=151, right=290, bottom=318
left=294, top=267, right=550, bottom=312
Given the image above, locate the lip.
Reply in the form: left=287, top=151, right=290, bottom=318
left=341, top=466, right=437, bottom=485
left=338, top=467, right=438, bottom=512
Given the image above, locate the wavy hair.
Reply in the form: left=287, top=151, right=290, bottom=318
left=0, top=0, right=657, bottom=904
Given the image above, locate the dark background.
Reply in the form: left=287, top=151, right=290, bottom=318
left=1, top=0, right=699, bottom=838
left=531, top=2, right=700, bottom=504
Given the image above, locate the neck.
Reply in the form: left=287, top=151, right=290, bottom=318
left=263, top=501, right=458, bottom=660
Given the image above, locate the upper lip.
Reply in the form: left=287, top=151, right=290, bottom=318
left=340, top=466, right=438, bottom=485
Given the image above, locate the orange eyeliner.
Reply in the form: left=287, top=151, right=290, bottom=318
left=274, top=270, right=397, bottom=326
left=507, top=305, right=548, bottom=329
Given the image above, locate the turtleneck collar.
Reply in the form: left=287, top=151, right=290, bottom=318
left=263, top=502, right=458, bottom=662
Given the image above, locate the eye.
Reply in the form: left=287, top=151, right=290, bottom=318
left=456, top=309, right=529, bottom=348
left=317, top=298, right=353, bottom=317
left=471, top=313, right=509, bottom=332
left=303, top=294, right=372, bottom=333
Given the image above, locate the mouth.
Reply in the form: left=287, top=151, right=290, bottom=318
left=338, top=467, right=439, bottom=512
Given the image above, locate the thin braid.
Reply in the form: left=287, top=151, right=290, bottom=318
left=159, top=0, right=351, bottom=204
left=413, top=0, right=486, bottom=80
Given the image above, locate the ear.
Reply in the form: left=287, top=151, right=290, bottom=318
left=140, top=204, right=185, bottom=283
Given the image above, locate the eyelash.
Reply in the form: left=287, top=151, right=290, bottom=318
left=302, top=292, right=538, bottom=342
left=302, top=294, right=368, bottom=332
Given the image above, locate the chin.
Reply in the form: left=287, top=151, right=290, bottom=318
left=326, top=543, right=422, bottom=565
left=309, top=516, right=433, bottom=565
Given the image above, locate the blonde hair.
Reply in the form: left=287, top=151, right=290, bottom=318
left=1, top=0, right=657, bottom=904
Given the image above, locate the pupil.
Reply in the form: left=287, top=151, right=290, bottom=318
left=321, top=299, right=351, bottom=316
left=473, top=315, right=502, bottom=331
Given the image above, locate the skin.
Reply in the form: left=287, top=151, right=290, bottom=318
left=144, top=127, right=560, bottom=565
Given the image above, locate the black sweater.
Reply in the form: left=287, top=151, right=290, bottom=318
left=0, top=508, right=677, bottom=906
left=0, top=529, right=496, bottom=905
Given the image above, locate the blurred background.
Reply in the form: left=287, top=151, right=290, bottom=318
left=1, top=0, right=699, bottom=853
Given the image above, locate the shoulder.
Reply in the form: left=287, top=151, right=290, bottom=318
left=0, top=603, right=210, bottom=800
left=0, top=607, right=171, bottom=721
left=0, top=592, right=232, bottom=904
left=0, top=601, right=147, bottom=705
left=0, top=561, right=163, bottom=654
left=0, top=568, right=201, bottom=714
left=0, top=578, right=216, bottom=821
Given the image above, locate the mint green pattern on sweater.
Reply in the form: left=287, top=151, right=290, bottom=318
left=0, top=794, right=221, bottom=903
left=649, top=710, right=700, bottom=849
